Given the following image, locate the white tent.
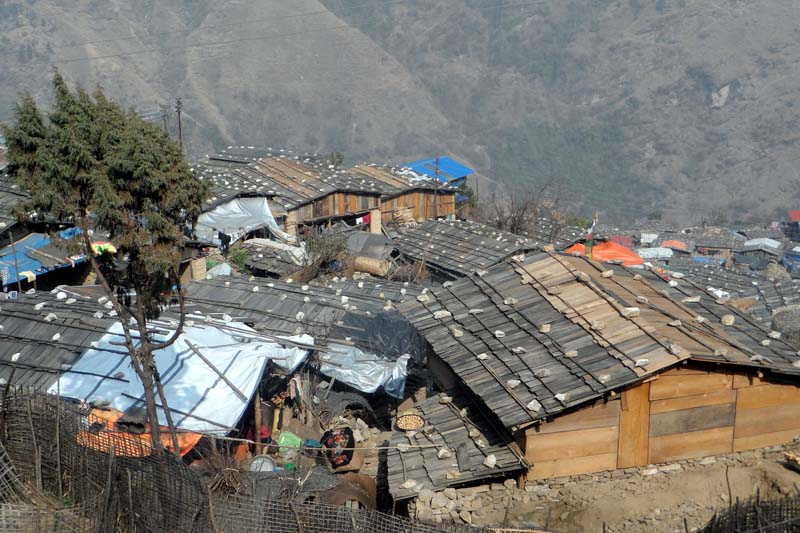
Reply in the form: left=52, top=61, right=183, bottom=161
left=50, top=321, right=312, bottom=434
left=196, top=196, right=294, bottom=246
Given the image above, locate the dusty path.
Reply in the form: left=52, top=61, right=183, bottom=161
left=498, top=448, right=800, bottom=532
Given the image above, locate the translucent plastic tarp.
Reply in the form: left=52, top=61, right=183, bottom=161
left=206, top=262, right=232, bottom=278
left=319, top=343, right=410, bottom=398
left=636, top=247, right=673, bottom=260
left=744, top=237, right=782, bottom=249
left=49, top=322, right=312, bottom=434
left=197, top=197, right=294, bottom=245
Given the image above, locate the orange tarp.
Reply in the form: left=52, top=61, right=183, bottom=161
left=565, top=241, right=644, bottom=266
left=661, top=239, right=688, bottom=252
left=77, top=408, right=202, bottom=457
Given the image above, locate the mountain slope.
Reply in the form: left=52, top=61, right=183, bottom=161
left=2, top=0, right=800, bottom=221
left=322, top=0, right=800, bottom=222
left=0, top=0, right=455, bottom=165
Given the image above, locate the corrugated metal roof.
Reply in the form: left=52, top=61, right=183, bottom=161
left=0, top=174, right=27, bottom=233
left=195, top=148, right=456, bottom=214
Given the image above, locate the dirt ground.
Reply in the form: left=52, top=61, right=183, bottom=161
left=503, top=448, right=800, bottom=532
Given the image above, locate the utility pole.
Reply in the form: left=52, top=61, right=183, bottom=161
left=433, top=156, right=440, bottom=220
left=160, top=104, right=169, bottom=135
left=175, top=97, right=183, bottom=149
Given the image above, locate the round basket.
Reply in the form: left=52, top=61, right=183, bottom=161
left=396, top=412, right=424, bottom=431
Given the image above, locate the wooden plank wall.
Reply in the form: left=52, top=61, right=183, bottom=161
left=380, top=191, right=456, bottom=224
left=525, top=399, right=621, bottom=480
left=648, top=367, right=735, bottom=463
left=733, top=374, right=800, bottom=451
left=524, top=365, right=800, bottom=480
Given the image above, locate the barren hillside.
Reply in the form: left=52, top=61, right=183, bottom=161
left=2, top=0, right=800, bottom=221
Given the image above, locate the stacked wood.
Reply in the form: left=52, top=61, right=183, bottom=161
left=393, top=206, right=415, bottom=226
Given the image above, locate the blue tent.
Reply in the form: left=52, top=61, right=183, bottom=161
left=781, top=248, right=800, bottom=272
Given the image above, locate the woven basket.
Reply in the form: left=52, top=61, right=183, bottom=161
left=396, top=411, right=424, bottom=431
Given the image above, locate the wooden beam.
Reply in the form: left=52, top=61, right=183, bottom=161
left=184, top=340, right=248, bottom=402
left=617, top=382, right=650, bottom=468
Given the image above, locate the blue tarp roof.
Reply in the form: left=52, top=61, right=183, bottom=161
left=691, top=255, right=725, bottom=265
left=0, top=228, right=85, bottom=287
left=402, top=156, right=474, bottom=184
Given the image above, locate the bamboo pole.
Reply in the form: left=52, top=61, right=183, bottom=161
left=254, top=391, right=262, bottom=455
left=184, top=340, right=248, bottom=402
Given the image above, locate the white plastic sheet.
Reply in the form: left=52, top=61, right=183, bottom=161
left=49, top=322, right=312, bottom=434
left=744, top=238, right=782, bottom=249
left=318, top=343, right=410, bottom=399
left=636, top=247, right=673, bottom=260
left=197, top=197, right=295, bottom=245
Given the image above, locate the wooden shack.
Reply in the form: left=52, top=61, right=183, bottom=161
left=399, top=252, right=800, bottom=488
left=195, top=148, right=384, bottom=229
left=348, top=165, right=457, bottom=224
left=523, top=365, right=800, bottom=479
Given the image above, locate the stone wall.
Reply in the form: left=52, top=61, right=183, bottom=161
left=406, top=439, right=800, bottom=528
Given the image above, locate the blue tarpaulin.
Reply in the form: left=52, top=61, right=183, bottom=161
left=0, top=228, right=85, bottom=287
left=401, top=156, right=474, bottom=184
left=691, top=255, right=725, bottom=265
left=781, top=251, right=800, bottom=272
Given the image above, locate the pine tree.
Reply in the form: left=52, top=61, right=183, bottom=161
left=2, top=73, right=209, bottom=455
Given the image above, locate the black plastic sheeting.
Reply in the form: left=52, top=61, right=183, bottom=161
left=332, top=310, right=426, bottom=365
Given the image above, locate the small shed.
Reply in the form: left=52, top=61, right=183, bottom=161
left=348, top=164, right=457, bottom=224
left=195, top=147, right=384, bottom=229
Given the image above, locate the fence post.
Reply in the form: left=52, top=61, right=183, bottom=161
left=102, top=445, right=116, bottom=532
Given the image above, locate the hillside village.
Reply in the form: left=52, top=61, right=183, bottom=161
left=1, top=136, right=800, bottom=532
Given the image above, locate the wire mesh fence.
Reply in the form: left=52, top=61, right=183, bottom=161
left=215, top=494, right=486, bottom=533
left=701, top=492, right=800, bottom=532
left=1, top=389, right=210, bottom=532
left=0, top=389, right=489, bottom=532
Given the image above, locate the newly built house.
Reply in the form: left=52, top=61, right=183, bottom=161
left=392, top=252, right=800, bottom=495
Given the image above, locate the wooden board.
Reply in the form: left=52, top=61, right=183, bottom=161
left=526, top=426, right=618, bottom=463
left=733, top=428, right=800, bottom=452
left=650, top=403, right=735, bottom=437
left=649, top=373, right=733, bottom=401
left=528, top=400, right=620, bottom=436
left=528, top=452, right=618, bottom=481
left=650, top=389, right=736, bottom=414
left=734, top=402, right=800, bottom=439
left=736, top=384, right=800, bottom=410
left=649, top=427, right=733, bottom=463
left=618, top=383, right=650, bottom=468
